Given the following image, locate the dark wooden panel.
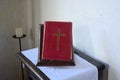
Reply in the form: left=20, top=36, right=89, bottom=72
left=17, top=53, right=50, bottom=80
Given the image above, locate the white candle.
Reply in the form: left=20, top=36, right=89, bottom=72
left=15, top=27, right=23, bottom=37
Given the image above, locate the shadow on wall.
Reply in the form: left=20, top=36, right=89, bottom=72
left=73, top=24, right=94, bottom=56
left=109, top=66, right=117, bottom=80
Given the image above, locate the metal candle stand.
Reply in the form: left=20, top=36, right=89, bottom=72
left=13, top=34, right=26, bottom=80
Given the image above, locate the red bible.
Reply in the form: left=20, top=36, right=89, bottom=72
left=37, top=21, right=75, bottom=66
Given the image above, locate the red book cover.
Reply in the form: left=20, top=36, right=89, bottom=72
left=41, top=21, right=73, bottom=61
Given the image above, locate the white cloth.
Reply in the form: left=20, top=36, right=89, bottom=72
left=22, top=48, right=98, bottom=80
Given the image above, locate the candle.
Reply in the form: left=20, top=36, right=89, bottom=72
left=15, top=27, right=23, bottom=37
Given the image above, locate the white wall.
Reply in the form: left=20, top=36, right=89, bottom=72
left=38, top=0, right=120, bottom=80
left=0, top=0, right=29, bottom=79
left=26, top=0, right=41, bottom=48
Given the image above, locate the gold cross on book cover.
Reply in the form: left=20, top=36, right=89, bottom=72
left=37, top=21, right=75, bottom=66
left=52, top=28, right=65, bottom=51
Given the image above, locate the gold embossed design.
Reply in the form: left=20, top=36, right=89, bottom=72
left=53, top=28, right=65, bottom=51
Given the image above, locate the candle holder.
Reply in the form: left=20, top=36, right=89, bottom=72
left=13, top=34, right=26, bottom=80
left=13, top=34, right=26, bottom=52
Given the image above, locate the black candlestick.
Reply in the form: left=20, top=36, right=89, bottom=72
left=13, top=34, right=26, bottom=80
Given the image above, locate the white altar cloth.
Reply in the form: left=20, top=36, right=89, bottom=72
left=22, top=48, right=98, bottom=80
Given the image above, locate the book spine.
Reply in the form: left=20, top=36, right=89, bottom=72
left=41, top=23, right=46, bottom=59
left=38, top=24, right=44, bottom=62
